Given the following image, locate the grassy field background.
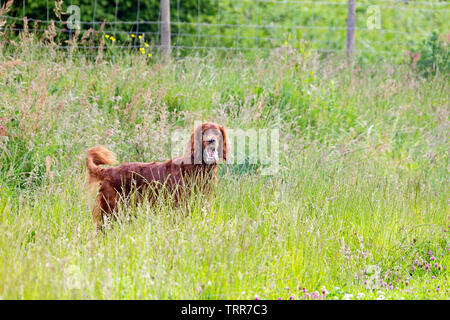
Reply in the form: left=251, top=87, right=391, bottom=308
left=0, top=34, right=449, bottom=298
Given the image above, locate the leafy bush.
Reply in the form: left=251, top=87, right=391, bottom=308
left=408, top=32, right=449, bottom=78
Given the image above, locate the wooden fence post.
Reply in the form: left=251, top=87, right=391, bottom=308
left=346, top=0, right=356, bottom=62
left=161, top=0, right=171, bottom=59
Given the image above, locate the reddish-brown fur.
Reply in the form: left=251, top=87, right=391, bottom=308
left=86, top=122, right=229, bottom=231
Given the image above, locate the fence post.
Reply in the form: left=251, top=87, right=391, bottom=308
left=346, top=0, right=356, bottom=62
left=161, top=0, right=171, bottom=59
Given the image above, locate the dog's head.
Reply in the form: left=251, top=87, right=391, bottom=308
left=186, top=122, right=230, bottom=165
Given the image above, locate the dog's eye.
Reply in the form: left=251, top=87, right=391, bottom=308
left=207, top=139, right=216, bottom=144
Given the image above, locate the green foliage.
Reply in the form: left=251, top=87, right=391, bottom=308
left=7, top=0, right=217, bottom=36
left=412, top=32, right=449, bottom=78
left=3, top=0, right=449, bottom=61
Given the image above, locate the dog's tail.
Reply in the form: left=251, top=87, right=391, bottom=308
left=86, top=146, right=117, bottom=186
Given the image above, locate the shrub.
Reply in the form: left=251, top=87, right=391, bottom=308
left=408, top=32, right=449, bottom=78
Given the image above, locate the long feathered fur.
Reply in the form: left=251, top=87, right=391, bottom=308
left=86, top=146, right=117, bottom=186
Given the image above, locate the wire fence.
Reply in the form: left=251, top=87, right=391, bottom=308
left=0, top=0, right=449, bottom=59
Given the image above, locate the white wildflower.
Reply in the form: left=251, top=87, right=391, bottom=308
left=357, top=293, right=365, bottom=299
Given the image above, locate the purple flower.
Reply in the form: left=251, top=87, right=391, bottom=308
left=277, top=297, right=282, bottom=300
left=303, top=287, right=307, bottom=293
left=434, top=263, right=439, bottom=268
left=431, top=256, right=436, bottom=261
left=428, top=251, right=433, bottom=256
left=289, top=295, right=294, bottom=300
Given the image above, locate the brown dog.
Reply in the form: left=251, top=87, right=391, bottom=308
left=86, top=122, right=229, bottom=231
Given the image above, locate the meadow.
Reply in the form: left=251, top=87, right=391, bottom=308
left=0, top=37, right=449, bottom=299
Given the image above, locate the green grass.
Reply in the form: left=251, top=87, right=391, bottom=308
left=0, top=41, right=448, bottom=299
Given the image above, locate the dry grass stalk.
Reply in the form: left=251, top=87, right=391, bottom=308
left=80, top=28, right=92, bottom=48
left=0, top=0, right=14, bottom=40
left=66, top=28, right=80, bottom=55
left=19, top=16, right=34, bottom=46
left=44, top=20, right=58, bottom=56
left=95, top=20, right=106, bottom=64
left=54, top=0, right=64, bottom=21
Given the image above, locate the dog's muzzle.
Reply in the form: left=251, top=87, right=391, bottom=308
left=203, top=147, right=219, bottom=164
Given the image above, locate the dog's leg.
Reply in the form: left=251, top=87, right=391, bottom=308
left=92, top=194, right=104, bottom=232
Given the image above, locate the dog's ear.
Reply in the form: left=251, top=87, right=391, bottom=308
left=220, top=125, right=231, bottom=162
left=186, top=123, right=203, bottom=164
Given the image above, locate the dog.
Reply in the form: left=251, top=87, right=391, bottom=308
left=86, top=122, right=229, bottom=231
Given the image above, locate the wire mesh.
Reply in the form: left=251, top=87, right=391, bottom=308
left=0, top=0, right=448, bottom=57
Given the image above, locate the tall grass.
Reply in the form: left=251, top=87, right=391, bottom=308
left=0, top=40, right=448, bottom=299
